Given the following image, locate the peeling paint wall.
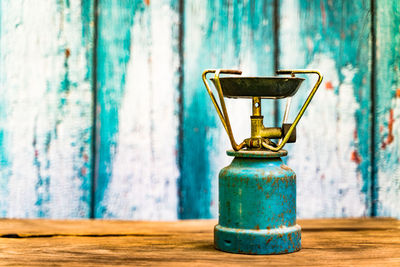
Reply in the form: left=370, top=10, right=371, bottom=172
left=0, top=0, right=93, bottom=218
left=279, top=0, right=371, bottom=217
left=375, top=0, right=400, bottom=218
left=181, top=0, right=275, bottom=218
left=95, top=0, right=180, bottom=220
left=0, top=0, right=399, bottom=219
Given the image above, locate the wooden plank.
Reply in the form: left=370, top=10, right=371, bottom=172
left=95, top=0, right=180, bottom=219
left=375, top=0, right=400, bottom=218
left=180, top=0, right=275, bottom=218
left=279, top=0, right=371, bottom=217
left=0, top=218, right=397, bottom=237
left=0, top=1, right=94, bottom=218
left=0, top=219, right=398, bottom=266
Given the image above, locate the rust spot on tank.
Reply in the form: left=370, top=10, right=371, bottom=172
left=220, top=169, right=228, bottom=177
left=255, top=224, right=260, bottom=230
left=281, top=164, right=291, bottom=171
left=265, top=175, right=273, bottom=183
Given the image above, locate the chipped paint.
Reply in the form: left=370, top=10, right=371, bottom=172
left=0, top=0, right=93, bottom=218
left=286, top=55, right=367, bottom=217
left=181, top=0, right=275, bottom=219
left=96, top=0, right=180, bottom=220
left=375, top=0, right=400, bottom=218
left=376, top=98, right=400, bottom=217
left=279, top=0, right=371, bottom=218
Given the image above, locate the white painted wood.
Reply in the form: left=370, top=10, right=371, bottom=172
left=280, top=0, right=368, bottom=218
left=99, top=1, right=180, bottom=220
left=0, top=0, right=93, bottom=218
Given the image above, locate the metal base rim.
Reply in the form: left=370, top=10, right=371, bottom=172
left=214, top=224, right=301, bottom=255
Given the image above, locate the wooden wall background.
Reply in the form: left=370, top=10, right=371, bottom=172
left=0, top=0, right=399, bottom=219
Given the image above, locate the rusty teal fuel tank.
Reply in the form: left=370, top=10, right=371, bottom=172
left=215, top=150, right=300, bottom=254
left=202, top=69, right=323, bottom=254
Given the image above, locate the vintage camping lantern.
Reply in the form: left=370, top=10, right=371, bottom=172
left=202, top=69, right=323, bottom=254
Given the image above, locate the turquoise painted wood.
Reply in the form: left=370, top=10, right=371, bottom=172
left=375, top=0, right=400, bottom=218
left=95, top=0, right=180, bottom=219
left=181, top=0, right=276, bottom=219
left=279, top=0, right=372, bottom=217
left=0, top=0, right=399, bottom=220
left=0, top=0, right=94, bottom=218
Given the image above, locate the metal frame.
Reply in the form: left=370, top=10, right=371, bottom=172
left=202, top=69, right=323, bottom=151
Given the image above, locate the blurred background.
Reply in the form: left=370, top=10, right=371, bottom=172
left=0, top=0, right=398, bottom=220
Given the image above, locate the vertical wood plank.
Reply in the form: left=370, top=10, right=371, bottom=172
left=95, top=0, right=180, bottom=219
left=375, top=0, right=400, bottom=218
left=0, top=0, right=94, bottom=218
left=180, top=0, right=275, bottom=218
left=279, top=0, right=371, bottom=217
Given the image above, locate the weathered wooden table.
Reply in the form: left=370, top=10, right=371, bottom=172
left=0, top=218, right=399, bottom=266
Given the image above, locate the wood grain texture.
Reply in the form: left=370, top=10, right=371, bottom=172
left=279, top=0, right=372, bottom=218
left=375, top=0, right=400, bottom=218
left=0, top=218, right=398, bottom=266
left=95, top=0, right=180, bottom=219
left=180, top=0, right=275, bottom=219
left=0, top=0, right=94, bottom=218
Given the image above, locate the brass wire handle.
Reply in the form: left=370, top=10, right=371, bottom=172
left=202, top=69, right=246, bottom=151
left=202, top=69, right=323, bottom=152
left=262, top=70, right=323, bottom=151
